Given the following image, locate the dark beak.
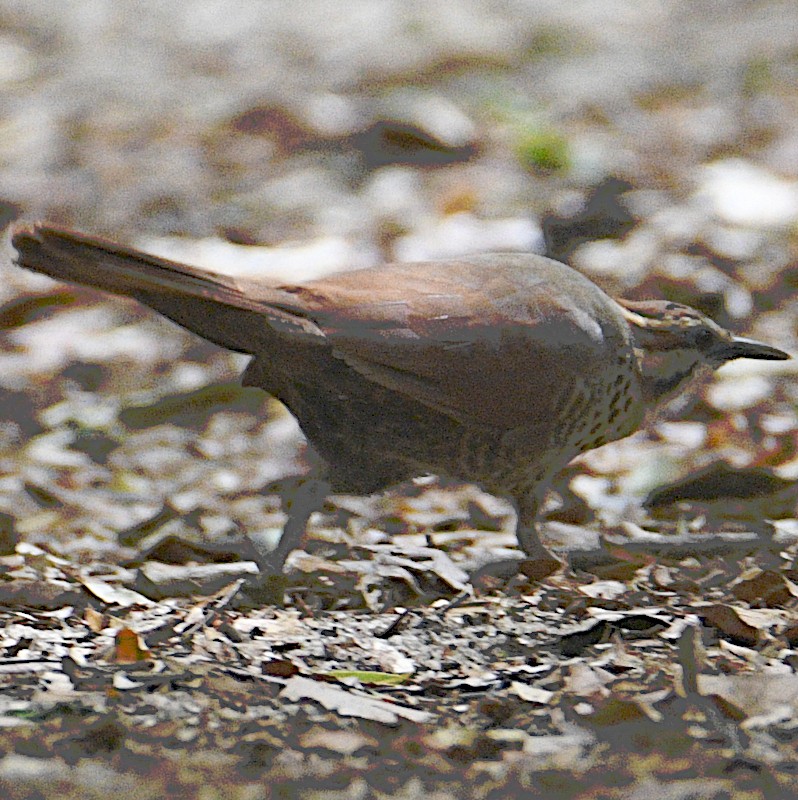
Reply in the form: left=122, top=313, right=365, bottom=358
left=723, top=337, right=791, bottom=362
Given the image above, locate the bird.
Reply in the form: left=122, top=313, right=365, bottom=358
left=9, top=223, right=790, bottom=570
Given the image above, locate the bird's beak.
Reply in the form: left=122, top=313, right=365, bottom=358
left=723, top=337, right=791, bottom=362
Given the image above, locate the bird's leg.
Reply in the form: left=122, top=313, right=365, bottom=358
left=470, top=489, right=562, bottom=587
left=239, top=476, right=331, bottom=606
left=515, top=491, right=553, bottom=559
left=512, top=490, right=564, bottom=580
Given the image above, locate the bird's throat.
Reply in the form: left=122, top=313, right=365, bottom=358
left=635, top=348, right=707, bottom=406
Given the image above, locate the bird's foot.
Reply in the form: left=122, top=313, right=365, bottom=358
left=238, top=477, right=331, bottom=607
left=468, top=524, right=563, bottom=590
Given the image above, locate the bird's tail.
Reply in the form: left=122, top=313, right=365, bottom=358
left=11, top=223, right=321, bottom=353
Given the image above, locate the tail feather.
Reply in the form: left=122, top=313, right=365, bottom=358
left=11, top=223, right=323, bottom=353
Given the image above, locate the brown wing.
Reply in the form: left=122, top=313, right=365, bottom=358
left=12, top=227, right=626, bottom=430
left=270, top=254, right=624, bottom=429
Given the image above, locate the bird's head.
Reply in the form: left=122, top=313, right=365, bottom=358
left=617, top=299, right=789, bottom=405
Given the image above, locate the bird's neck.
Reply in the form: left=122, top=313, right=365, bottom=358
left=630, top=332, right=709, bottom=407
left=639, top=349, right=709, bottom=402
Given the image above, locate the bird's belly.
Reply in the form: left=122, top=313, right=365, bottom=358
left=257, top=342, right=644, bottom=497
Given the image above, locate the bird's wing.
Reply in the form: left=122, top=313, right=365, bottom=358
left=272, top=257, right=615, bottom=429
left=12, top=227, right=620, bottom=430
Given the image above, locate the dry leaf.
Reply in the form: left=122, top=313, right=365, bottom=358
left=697, top=674, right=798, bottom=718
left=731, top=570, right=798, bottom=607
left=510, top=682, right=555, bottom=704
left=699, top=605, right=763, bottom=646
left=83, top=607, right=107, bottom=633
left=562, top=663, right=613, bottom=698
left=80, top=577, right=154, bottom=608
left=280, top=675, right=432, bottom=724
left=298, top=727, right=377, bottom=755
left=579, top=580, right=628, bottom=600
left=112, top=627, right=151, bottom=663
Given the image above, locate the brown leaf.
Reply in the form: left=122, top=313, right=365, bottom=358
left=731, top=570, right=798, bottom=607
left=585, top=696, right=662, bottom=726
left=699, top=605, right=757, bottom=645
left=0, top=579, right=84, bottom=609
left=84, top=607, right=107, bottom=633
left=262, top=659, right=299, bottom=678
left=112, top=627, right=151, bottom=663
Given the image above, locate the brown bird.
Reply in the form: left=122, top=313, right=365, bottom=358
left=10, top=223, right=790, bottom=567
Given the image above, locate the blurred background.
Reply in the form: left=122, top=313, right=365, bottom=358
left=0, top=0, right=797, bottom=560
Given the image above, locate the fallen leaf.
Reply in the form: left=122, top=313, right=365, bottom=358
left=697, top=674, right=798, bottom=718
left=731, top=570, right=798, bottom=607
left=562, top=663, right=613, bottom=697
left=280, top=675, right=431, bottom=724
left=579, top=580, right=628, bottom=600
left=83, top=607, right=106, bottom=633
left=298, top=727, right=378, bottom=755
left=135, top=560, right=258, bottom=599
left=80, top=577, right=154, bottom=608
left=324, top=671, right=412, bottom=686
left=112, top=627, right=151, bottom=664
left=510, top=682, right=555, bottom=704
left=262, top=660, right=300, bottom=678
left=698, top=605, right=763, bottom=646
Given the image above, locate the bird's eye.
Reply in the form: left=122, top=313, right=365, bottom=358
left=695, top=329, right=714, bottom=349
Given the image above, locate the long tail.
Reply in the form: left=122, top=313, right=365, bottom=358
left=11, top=223, right=321, bottom=352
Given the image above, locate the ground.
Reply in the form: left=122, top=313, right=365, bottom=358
left=1, top=2, right=798, bottom=797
